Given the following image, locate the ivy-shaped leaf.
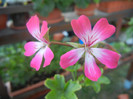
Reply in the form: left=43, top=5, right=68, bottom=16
left=84, top=75, right=110, bottom=93
left=45, top=75, right=65, bottom=90
left=65, top=80, right=81, bottom=93
left=45, top=74, right=81, bottom=99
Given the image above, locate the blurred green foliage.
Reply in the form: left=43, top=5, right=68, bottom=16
left=74, top=0, right=90, bottom=8
left=125, top=17, right=133, bottom=39
left=74, top=0, right=101, bottom=8
left=111, top=17, right=133, bottom=55
left=77, top=68, right=110, bottom=93
left=111, top=42, right=132, bottom=54
left=0, top=42, right=34, bottom=86
left=0, top=41, right=72, bottom=87
left=32, top=0, right=73, bottom=16
left=32, top=0, right=102, bottom=16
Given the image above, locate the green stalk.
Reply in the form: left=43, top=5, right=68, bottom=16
left=71, top=71, right=76, bottom=81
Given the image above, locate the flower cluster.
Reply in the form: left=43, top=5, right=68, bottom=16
left=24, top=15, right=120, bottom=81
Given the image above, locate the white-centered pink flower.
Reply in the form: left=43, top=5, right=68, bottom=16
left=60, top=15, right=120, bottom=81
left=24, top=15, right=54, bottom=71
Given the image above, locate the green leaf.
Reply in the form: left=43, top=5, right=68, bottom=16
left=98, top=76, right=110, bottom=84
left=66, top=63, right=81, bottom=72
left=65, top=80, right=81, bottom=93
left=77, top=74, right=85, bottom=82
left=45, top=90, right=63, bottom=99
left=46, top=90, right=78, bottom=99
left=66, top=42, right=83, bottom=48
left=92, top=83, right=101, bottom=93
left=84, top=78, right=101, bottom=93
left=45, top=74, right=65, bottom=90
left=64, top=93, right=78, bottom=99
left=84, top=78, right=92, bottom=86
left=45, top=74, right=81, bottom=99
left=44, top=27, right=50, bottom=42
left=100, top=68, right=104, bottom=74
left=83, top=76, right=110, bottom=93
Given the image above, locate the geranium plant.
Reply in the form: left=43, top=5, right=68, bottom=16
left=24, top=15, right=120, bottom=99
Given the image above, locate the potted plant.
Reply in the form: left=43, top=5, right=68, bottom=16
left=98, top=0, right=133, bottom=13
left=74, top=0, right=100, bottom=16
left=6, top=0, right=29, bottom=29
left=0, top=41, right=72, bottom=98
left=32, top=0, right=73, bottom=24
left=0, top=0, right=8, bottom=30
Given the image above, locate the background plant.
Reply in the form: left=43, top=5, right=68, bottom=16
left=125, top=17, right=133, bottom=40
left=74, top=0, right=90, bottom=8
left=32, top=0, right=73, bottom=16
left=0, top=41, right=72, bottom=87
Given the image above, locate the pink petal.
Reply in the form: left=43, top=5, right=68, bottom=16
left=60, top=48, right=84, bottom=69
left=71, top=15, right=91, bottom=44
left=43, top=46, right=54, bottom=67
left=91, top=48, right=121, bottom=69
left=24, top=41, right=43, bottom=56
left=30, top=48, right=44, bottom=71
left=26, top=15, right=41, bottom=40
left=40, top=21, right=48, bottom=38
left=84, top=53, right=101, bottom=81
left=90, top=18, right=116, bottom=46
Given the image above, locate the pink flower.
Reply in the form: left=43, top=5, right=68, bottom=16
left=24, top=15, right=54, bottom=71
left=60, top=15, right=120, bottom=81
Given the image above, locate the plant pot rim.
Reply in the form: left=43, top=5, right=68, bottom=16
left=8, top=70, right=70, bottom=97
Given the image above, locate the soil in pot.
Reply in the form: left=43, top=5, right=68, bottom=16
left=10, top=12, right=29, bottom=29
left=0, top=14, right=7, bottom=30
left=11, top=69, right=64, bottom=92
left=75, top=4, right=96, bottom=16
left=37, top=8, right=64, bottom=24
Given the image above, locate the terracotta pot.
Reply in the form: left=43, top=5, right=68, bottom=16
left=37, top=8, right=64, bottom=24
left=71, top=36, right=79, bottom=42
left=75, top=4, right=96, bottom=16
left=0, top=14, right=7, bottom=30
left=53, top=33, right=64, bottom=41
left=98, top=1, right=133, bottom=13
left=117, top=94, right=129, bottom=99
left=7, top=70, right=70, bottom=99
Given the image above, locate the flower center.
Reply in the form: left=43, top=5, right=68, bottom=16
left=85, top=45, right=92, bottom=54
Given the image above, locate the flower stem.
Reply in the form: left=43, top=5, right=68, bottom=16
left=50, top=41, right=73, bottom=47
left=71, top=71, right=76, bottom=81
left=74, top=71, right=77, bottom=80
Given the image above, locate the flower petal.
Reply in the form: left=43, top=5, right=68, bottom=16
left=24, top=41, right=43, bottom=56
left=26, top=15, right=41, bottom=40
left=90, top=18, right=116, bottom=46
left=60, top=48, right=85, bottom=69
left=40, top=21, right=48, bottom=38
left=30, top=48, right=44, bottom=71
left=71, top=15, right=91, bottom=44
left=84, top=53, right=101, bottom=81
left=91, top=48, right=121, bottom=69
left=43, top=46, right=54, bottom=67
